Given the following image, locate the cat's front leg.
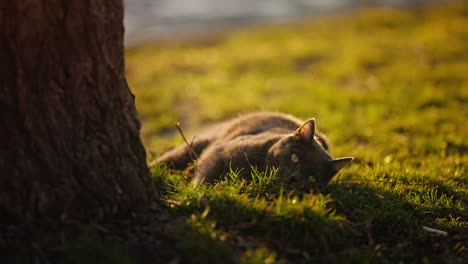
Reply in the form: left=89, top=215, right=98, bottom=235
left=192, top=144, right=228, bottom=185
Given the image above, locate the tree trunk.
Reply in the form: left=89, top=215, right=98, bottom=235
left=0, top=0, right=153, bottom=223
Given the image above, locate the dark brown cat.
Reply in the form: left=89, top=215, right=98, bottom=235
left=157, top=112, right=353, bottom=189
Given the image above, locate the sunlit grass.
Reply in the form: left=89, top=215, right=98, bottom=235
left=127, top=2, right=467, bottom=263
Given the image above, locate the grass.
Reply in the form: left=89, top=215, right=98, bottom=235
left=125, top=1, right=468, bottom=263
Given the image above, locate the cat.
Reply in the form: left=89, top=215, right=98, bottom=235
left=157, top=112, right=353, bottom=189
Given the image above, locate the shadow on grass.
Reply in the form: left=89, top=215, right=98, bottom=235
left=326, top=182, right=467, bottom=263
left=145, top=161, right=466, bottom=263
left=36, top=161, right=463, bottom=264
left=36, top=173, right=464, bottom=264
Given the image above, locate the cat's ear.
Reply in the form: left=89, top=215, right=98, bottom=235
left=329, top=157, right=354, bottom=173
left=294, top=118, right=316, bottom=142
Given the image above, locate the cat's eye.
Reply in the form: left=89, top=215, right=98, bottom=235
left=291, top=153, right=299, bottom=163
left=308, top=176, right=316, bottom=182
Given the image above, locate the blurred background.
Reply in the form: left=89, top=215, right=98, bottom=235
left=123, top=0, right=467, bottom=163
left=124, top=0, right=447, bottom=45
left=117, top=2, right=468, bottom=262
left=122, top=2, right=466, bottom=261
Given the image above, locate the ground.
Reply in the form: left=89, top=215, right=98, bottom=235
left=122, top=2, right=467, bottom=263
left=4, top=2, right=466, bottom=263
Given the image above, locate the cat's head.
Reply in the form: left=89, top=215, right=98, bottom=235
left=266, top=118, right=353, bottom=189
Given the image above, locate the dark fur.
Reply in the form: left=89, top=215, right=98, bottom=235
left=157, top=112, right=353, bottom=189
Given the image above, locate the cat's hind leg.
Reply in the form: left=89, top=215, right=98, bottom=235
left=157, top=138, right=211, bottom=171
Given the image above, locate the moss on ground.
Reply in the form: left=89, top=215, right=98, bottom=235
left=125, top=1, right=467, bottom=263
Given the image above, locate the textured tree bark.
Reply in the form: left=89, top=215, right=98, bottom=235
left=0, top=0, right=153, bottom=223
